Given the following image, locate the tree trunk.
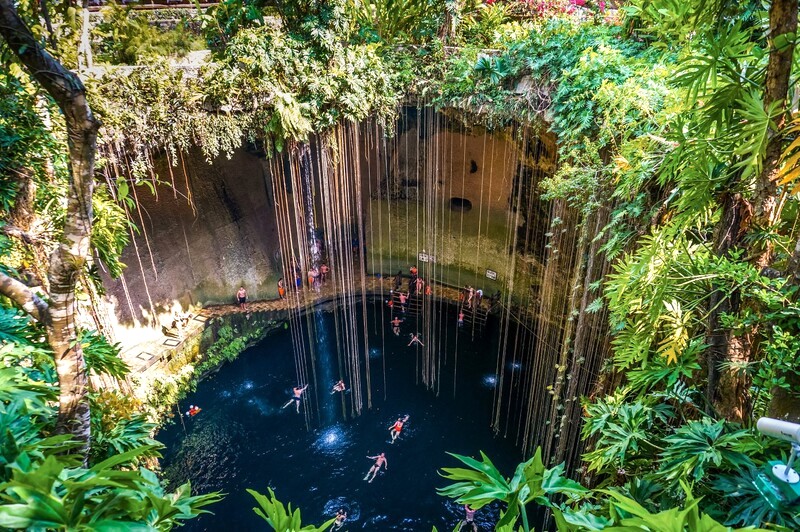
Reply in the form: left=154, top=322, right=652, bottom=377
left=0, top=0, right=100, bottom=462
left=706, top=193, right=751, bottom=421
left=708, top=0, right=797, bottom=422
left=752, top=0, right=797, bottom=269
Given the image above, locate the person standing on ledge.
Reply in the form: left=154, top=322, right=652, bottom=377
left=281, top=384, right=309, bottom=413
left=394, top=270, right=403, bottom=291
left=277, top=278, right=286, bottom=300
left=237, top=286, right=247, bottom=310
left=364, top=453, right=388, bottom=483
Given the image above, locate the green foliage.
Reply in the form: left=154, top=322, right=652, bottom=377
left=93, top=2, right=204, bottom=64
left=193, top=0, right=275, bottom=50
left=581, top=396, right=673, bottom=475
left=90, top=391, right=161, bottom=466
left=78, top=329, right=130, bottom=379
left=0, top=448, right=222, bottom=529
left=196, top=324, right=265, bottom=374
left=348, top=0, right=441, bottom=44
left=594, top=481, right=771, bottom=532
left=437, top=447, right=586, bottom=532
left=91, top=184, right=131, bottom=279
left=654, top=418, right=757, bottom=482
left=0, top=302, right=220, bottom=528
left=248, top=487, right=335, bottom=531
left=711, top=467, right=800, bottom=530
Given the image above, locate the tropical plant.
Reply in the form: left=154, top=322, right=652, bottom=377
left=654, top=418, right=758, bottom=483
left=437, top=447, right=587, bottom=532
left=93, top=1, right=203, bottom=64
left=0, top=447, right=222, bottom=529
left=554, top=481, right=773, bottom=532
left=348, top=0, right=440, bottom=44
left=248, top=488, right=336, bottom=531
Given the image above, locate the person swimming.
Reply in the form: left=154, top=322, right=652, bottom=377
left=185, top=404, right=202, bottom=417
left=331, top=380, right=346, bottom=394
left=281, top=384, right=309, bottom=413
left=458, top=504, right=477, bottom=531
left=408, top=333, right=424, bottom=347
left=364, top=453, right=388, bottom=483
left=332, top=508, right=347, bottom=530
left=391, top=316, right=402, bottom=336
left=389, top=415, right=409, bottom=444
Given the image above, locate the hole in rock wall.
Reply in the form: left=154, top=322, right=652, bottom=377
left=449, top=197, right=473, bottom=212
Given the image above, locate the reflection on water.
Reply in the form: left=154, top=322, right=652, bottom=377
left=482, top=374, right=498, bottom=388
left=159, top=302, right=523, bottom=531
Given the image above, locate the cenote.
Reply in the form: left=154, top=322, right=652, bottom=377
left=159, top=302, right=525, bottom=531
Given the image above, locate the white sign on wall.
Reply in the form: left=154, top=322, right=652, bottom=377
left=486, top=269, right=498, bottom=280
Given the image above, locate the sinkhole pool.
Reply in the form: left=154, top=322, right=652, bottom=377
left=159, top=302, right=524, bottom=531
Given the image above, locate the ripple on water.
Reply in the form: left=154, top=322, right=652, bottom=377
left=312, top=424, right=354, bottom=458
left=369, top=347, right=382, bottom=359
left=323, top=496, right=361, bottom=522
left=482, top=374, right=498, bottom=388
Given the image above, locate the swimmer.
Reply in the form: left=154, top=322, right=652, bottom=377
left=185, top=405, right=202, bottom=417
left=389, top=415, right=409, bottom=444
left=281, top=384, right=309, bottom=413
left=364, top=453, right=388, bottom=483
left=331, top=380, right=346, bottom=394
left=399, top=292, right=407, bottom=313
left=408, top=333, right=424, bottom=347
left=458, top=504, right=477, bottom=532
left=332, top=508, right=347, bottom=530
left=391, top=316, right=402, bottom=336
left=458, top=311, right=464, bottom=327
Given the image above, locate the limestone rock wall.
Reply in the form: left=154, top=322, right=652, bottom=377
left=102, top=147, right=280, bottom=330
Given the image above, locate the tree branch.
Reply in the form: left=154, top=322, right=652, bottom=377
left=2, top=224, right=37, bottom=244
left=0, top=271, right=49, bottom=323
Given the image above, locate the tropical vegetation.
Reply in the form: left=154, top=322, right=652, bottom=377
left=1, top=0, right=799, bottom=529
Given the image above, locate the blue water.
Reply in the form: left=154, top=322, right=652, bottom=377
left=159, top=302, right=523, bottom=531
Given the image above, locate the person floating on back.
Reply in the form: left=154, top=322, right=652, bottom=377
left=389, top=415, right=409, bottom=444
left=186, top=404, right=202, bottom=417
left=331, top=380, right=346, bottom=394
left=364, top=453, right=388, bottom=483
left=237, top=286, right=247, bottom=310
left=408, top=333, right=424, bottom=347
left=281, top=384, right=309, bottom=413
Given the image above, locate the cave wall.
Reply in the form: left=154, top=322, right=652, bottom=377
left=102, top=146, right=280, bottom=328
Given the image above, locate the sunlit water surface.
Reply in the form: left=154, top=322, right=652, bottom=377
left=159, top=302, right=523, bottom=531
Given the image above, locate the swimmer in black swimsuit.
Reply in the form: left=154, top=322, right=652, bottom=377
left=391, top=316, right=402, bottom=336
left=281, top=384, right=308, bottom=413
